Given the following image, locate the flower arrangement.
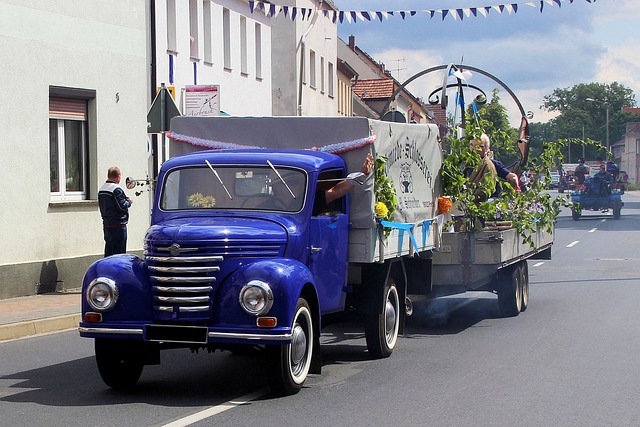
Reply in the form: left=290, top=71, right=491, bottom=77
left=188, top=193, right=216, bottom=208
left=373, top=155, right=397, bottom=238
left=437, top=196, right=452, bottom=215
left=375, top=201, right=389, bottom=218
left=441, top=117, right=578, bottom=248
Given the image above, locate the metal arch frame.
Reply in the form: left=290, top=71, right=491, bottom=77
left=381, top=64, right=529, bottom=120
left=381, top=63, right=532, bottom=173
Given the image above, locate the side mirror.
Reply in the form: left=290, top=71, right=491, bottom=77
left=125, top=177, right=138, bottom=190
left=346, top=172, right=366, bottom=185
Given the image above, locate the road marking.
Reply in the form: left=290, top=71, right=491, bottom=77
left=162, top=389, right=268, bottom=427
left=566, top=241, right=579, bottom=248
left=533, top=262, right=544, bottom=267
left=589, top=228, right=597, bottom=233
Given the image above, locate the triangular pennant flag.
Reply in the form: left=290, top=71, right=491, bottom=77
left=290, top=7, right=297, bottom=21
left=249, top=1, right=255, bottom=14
left=463, top=8, right=472, bottom=18
left=442, top=9, right=449, bottom=21
left=300, top=8, right=307, bottom=20
left=456, top=9, right=464, bottom=20
left=539, top=1, right=544, bottom=12
left=505, top=4, right=514, bottom=14
left=553, top=0, right=562, bottom=6
left=471, top=7, right=478, bottom=16
left=359, top=11, right=372, bottom=21
left=350, top=11, right=357, bottom=22
left=478, top=7, right=488, bottom=17
left=494, top=5, right=505, bottom=13
left=399, top=11, right=406, bottom=19
left=269, top=4, right=276, bottom=17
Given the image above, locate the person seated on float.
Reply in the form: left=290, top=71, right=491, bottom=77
left=468, top=134, right=520, bottom=202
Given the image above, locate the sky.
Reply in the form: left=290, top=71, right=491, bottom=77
left=332, top=0, right=640, bottom=125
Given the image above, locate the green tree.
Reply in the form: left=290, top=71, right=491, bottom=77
left=541, top=82, right=637, bottom=159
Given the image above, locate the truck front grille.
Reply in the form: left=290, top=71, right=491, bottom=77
left=145, top=242, right=281, bottom=320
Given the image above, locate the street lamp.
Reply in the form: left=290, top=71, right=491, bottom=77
left=586, top=97, right=610, bottom=152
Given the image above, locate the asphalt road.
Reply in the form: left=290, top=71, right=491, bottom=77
left=1, top=191, right=639, bottom=427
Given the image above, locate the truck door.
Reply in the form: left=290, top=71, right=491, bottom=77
left=308, top=174, right=349, bottom=314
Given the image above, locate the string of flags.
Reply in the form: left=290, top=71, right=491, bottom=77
left=248, top=0, right=596, bottom=23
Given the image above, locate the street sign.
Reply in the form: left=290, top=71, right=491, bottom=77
left=147, top=84, right=181, bottom=133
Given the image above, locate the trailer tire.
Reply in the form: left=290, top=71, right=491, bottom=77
left=267, top=298, right=313, bottom=395
left=95, top=339, right=144, bottom=390
left=365, top=278, right=400, bottom=359
left=571, top=207, right=581, bottom=221
left=497, top=264, right=522, bottom=317
left=613, top=203, right=621, bottom=220
left=520, top=261, right=529, bottom=312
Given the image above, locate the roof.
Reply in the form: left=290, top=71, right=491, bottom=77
left=352, top=79, right=395, bottom=99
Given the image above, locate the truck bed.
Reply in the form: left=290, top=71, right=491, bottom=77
left=431, top=227, right=553, bottom=290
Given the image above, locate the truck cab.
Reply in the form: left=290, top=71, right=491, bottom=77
left=80, top=148, right=366, bottom=395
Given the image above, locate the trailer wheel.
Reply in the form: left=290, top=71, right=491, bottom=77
left=497, top=264, right=522, bottom=317
left=520, top=261, right=529, bottom=312
left=613, top=203, right=621, bottom=220
left=267, top=298, right=313, bottom=395
left=365, top=277, right=400, bottom=359
left=571, top=207, right=581, bottom=221
left=95, top=339, right=144, bottom=390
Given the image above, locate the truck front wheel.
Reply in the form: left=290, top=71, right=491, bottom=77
left=95, top=339, right=144, bottom=390
left=365, top=278, right=400, bottom=359
left=267, top=298, right=313, bottom=395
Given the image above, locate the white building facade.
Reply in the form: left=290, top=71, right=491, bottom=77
left=152, top=0, right=273, bottom=117
left=0, top=1, right=150, bottom=298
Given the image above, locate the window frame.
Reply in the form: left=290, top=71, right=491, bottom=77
left=49, top=86, right=95, bottom=202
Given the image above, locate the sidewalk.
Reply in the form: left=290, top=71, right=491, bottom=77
left=0, top=290, right=82, bottom=341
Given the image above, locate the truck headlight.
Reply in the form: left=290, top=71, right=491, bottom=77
left=86, top=277, right=119, bottom=312
left=239, top=280, right=273, bottom=316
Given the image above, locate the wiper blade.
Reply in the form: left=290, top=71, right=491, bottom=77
left=205, top=160, right=232, bottom=200
left=267, top=160, right=295, bottom=199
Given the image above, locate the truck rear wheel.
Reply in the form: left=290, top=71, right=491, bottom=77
left=267, top=298, right=313, bottom=395
left=497, top=264, right=522, bottom=317
left=95, top=339, right=144, bottom=390
left=365, top=278, right=400, bottom=359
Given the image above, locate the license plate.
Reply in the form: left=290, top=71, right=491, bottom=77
left=145, top=324, right=208, bottom=344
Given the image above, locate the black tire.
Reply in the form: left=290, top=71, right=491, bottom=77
left=365, top=278, right=400, bottom=359
left=497, top=265, right=522, bottom=317
left=571, top=207, right=581, bottom=221
left=95, top=339, right=144, bottom=390
left=613, top=203, right=621, bottom=220
left=267, top=298, right=314, bottom=395
left=520, top=261, right=529, bottom=312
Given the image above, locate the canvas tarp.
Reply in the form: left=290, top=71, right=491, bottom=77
left=168, top=116, right=443, bottom=229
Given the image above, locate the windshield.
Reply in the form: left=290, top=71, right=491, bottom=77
left=160, top=165, right=308, bottom=213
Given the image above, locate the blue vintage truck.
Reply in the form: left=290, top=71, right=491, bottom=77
left=80, top=117, right=443, bottom=395
left=80, top=116, right=553, bottom=394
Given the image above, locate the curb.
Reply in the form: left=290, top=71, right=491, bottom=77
left=0, top=313, right=81, bottom=342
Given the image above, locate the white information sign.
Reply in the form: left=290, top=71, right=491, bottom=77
left=184, top=85, right=220, bottom=116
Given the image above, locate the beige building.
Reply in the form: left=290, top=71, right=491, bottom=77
left=0, top=1, right=150, bottom=298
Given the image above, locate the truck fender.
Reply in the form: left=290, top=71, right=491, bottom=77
left=217, top=259, right=318, bottom=331
left=81, top=254, right=153, bottom=321
left=354, top=259, right=407, bottom=332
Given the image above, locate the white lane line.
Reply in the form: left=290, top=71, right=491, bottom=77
left=162, top=389, right=268, bottom=427
left=533, top=262, right=544, bottom=267
left=589, top=228, right=597, bottom=233
left=566, top=241, right=579, bottom=248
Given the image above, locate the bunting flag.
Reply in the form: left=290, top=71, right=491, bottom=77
left=247, top=0, right=595, bottom=23
left=167, top=131, right=376, bottom=154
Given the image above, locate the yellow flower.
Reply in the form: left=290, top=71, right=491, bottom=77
left=375, top=201, right=389, bottom=218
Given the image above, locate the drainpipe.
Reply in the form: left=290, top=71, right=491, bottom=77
left=297, top=2, right=321, bottom=116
